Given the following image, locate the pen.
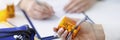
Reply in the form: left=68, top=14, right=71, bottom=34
left=22, top=10, right=42, bottom=39
left=67, top=16, right=87, bottom=40
left=82, top=12, right=95, bottom=24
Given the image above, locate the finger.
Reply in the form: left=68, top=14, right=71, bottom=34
left=44, top=3, right=55, bottom=14
left=45, top=6, right=54, bottom=16
left=61, top=30, right=69, bottom=40
left=48, top=6, right=55, bottom=15
left=34, top=6, right=53, bottom=19
left=42, top=6, right=52, bottom=16
left=35, top=2, right=53, bottom=17
left=66, top=33, right=72, bottom=40
left=57, top=28, right=65, bottom=37
left=35, top=6, right=52, bottom=18
left=71, top=1, right=88, bottom=13
left=39, top=2, right=54, bottom=16
left=33, top=8, right=51, bottom=19
left=65, top=0, right=79, bottom=12
left=75, top=0, right=96, bottom=13
left=64, top=0, right=76, bottom=10
left=34, top=4, right=44, bottom=13
left=31, top=10, right=44, bottom=19
left=41, top=13, right=50, bottom=19
left=65, top=0, right=84, bottom=12
left=28, top=10, right=39, bottom=19
left=33, top=3, right=50, bottom=15
left=76, top=3, right=90, bottom=13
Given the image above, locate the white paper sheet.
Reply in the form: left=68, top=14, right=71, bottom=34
left=33, top=0, right=85, bottom=37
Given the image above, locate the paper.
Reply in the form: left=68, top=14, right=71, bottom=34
left=32, top=0, right=86, bottom=37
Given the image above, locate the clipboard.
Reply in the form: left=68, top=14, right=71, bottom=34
left=22, top=9, right=95, bottom=40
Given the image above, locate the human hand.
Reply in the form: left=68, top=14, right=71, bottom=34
left=64, top=0, right=96, bottom=13
left=54, top=22, right=105, bottom=40
left=19, top=0, right=54, bottom=19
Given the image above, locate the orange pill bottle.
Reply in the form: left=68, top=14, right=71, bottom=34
left=57, top=16, right=81, bottom=39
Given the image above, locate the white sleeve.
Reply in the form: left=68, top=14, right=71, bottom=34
left=0, top=0, right=21, bottom=9
left=0, top=0, right=21, bottom=6
left=6, top=0, right=21, bottom=6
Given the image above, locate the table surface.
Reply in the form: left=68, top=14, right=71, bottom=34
left=0, top=0, right=120, bottom=40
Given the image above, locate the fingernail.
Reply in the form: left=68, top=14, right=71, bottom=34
left=65, top=30, right=68, bottom=33
left=59, top=28, right=64, bottom=31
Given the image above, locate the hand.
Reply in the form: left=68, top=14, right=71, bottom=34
left=53, top=22, right=105, bottom=40
left=19, top=0, right=54, bottom=19
left=64, top=0, right=96, bottom=13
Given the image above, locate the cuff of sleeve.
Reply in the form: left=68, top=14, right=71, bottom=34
left=13, top=0, right=21, bottom=6
left=6, top=0, right=21, bottom=5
